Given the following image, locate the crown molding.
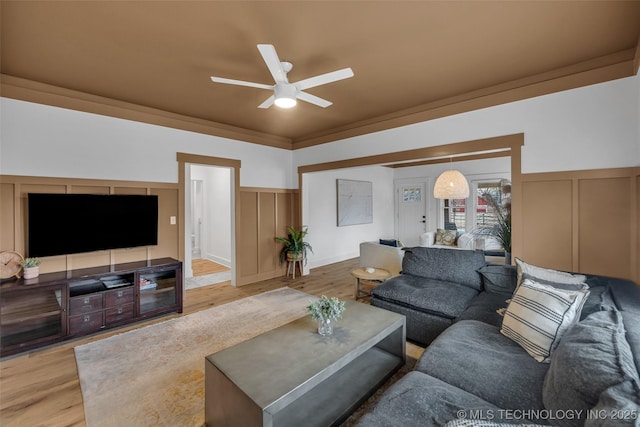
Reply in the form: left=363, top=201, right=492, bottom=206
left=1, top=48, right=636, bottom=152
left=292, top=49, right=637, bottom=149
left=0, top=75, right=293, bottom=150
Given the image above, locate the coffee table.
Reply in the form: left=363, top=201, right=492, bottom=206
left=204, top=301, right=406, bottom=427
left=351, top=267, right=391, bottom=299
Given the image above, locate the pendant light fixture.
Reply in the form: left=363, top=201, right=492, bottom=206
left=433, top=159, right=470, bottom=199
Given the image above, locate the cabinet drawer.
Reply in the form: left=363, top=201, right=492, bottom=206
left=70, top=294, right=103, bottom=315
left=69, top=311, right=104, bottom=335
left=105, top=303, right=134, bottom=324
left=105, top=287, right=134, bottom=308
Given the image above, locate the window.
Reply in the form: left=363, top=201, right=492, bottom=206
left=443, top=198, right=466, bottom=231
left=475, top=182, right=503, bottom=232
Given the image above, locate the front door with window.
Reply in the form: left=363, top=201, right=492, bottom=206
left=396, top=182, right=428, bottom=246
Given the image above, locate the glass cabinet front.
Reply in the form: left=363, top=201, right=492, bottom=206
left=138, top=268, right=177, bottom=315
left=0, top=285, right=66, bottom=351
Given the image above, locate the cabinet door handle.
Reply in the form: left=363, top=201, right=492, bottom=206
left=83, top=315, right=90, bottom=323
left=117, top=307, right=123, bottom=314
left=83, top=297, right=90, bottom=304
left=117, top=290, right=124, bottom=298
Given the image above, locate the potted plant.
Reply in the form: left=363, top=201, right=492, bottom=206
left=474, top=179, right=512, bottom=263
left=306, top=295, right=346, bottom=336
left=275, top=225, right=313, bottom=264
left=21, top=257, right=41, bottom=279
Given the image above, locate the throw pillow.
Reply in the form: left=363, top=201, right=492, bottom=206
left=435, top=228, right=457, bottom=246
left=478, top=264, right=517, bottom=295
left=500, top=278, right=590, bottom=363
left=515, top=258, right=588, bottom=291
left=543, top=309, right=640, bottom=427
left=379, top=239, right=398, bottom=247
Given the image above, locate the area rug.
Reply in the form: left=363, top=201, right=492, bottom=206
left=74, top=287, right=311, bottom=427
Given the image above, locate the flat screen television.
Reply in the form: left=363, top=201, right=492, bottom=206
left=27, top=193, right=159, bottom=257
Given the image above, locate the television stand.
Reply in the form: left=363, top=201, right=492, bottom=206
left=0, top=258, right=182, bottom=357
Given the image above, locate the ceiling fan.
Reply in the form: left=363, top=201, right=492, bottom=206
left=210, top=44, right=354, bottom=109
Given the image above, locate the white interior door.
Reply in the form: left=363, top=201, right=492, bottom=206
left=396, top=182, right=428, bottom=246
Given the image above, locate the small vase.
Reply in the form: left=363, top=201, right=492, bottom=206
left=22, top=266, right=40, bottom=280
left=318, top=317, right=333, bottom=336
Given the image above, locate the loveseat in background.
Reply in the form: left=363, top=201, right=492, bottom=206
left=359, top=241, right=404, bottom=277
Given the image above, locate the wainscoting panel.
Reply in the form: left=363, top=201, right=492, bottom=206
left=238, top=191, right=259, bottom=279
left=259, top=192, right=277, bottom=274
left=236, top=188, right=298, bottom=286
left=521, top=167, right=638, bottom=283
left=521, top=179, right=573, bottom=271
left=0, top=175, right=179, bottom=274
left=578, top=177, right=631, bottom=278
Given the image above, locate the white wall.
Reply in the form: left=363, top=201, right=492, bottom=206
left=0, top=98, right=295, bottom=188
left=2, top=73, right=637, bottom=274
left=302, top=166, right=395, bottom=269
left=293, top=75, right=640, bottom=174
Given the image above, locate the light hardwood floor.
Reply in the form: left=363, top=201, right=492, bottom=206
left=191, top=259, right=230, bottom=276
left=2, top=258, right=418, bottom=426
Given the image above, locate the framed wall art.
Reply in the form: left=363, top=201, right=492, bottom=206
left=337, top=179, right=373, bottom=226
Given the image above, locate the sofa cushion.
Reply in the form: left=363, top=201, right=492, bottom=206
left=456, top=292, right=509, bottom=327
left=501, top=278, right=589, bottom=363
left=415, top=320, right=550, bottom=412
left=372, top=274, right=479, bottom=319
left=478, top=264, right=517, bottom=295
left=515, top=258, right=587, bottom=291
left=401, top=246, right=486, bottom=291
left=543, top=309, right=640, bottom=427
left=585, top=378, right=640, bottom=427
left=353, top=371, right=502, bottom=427
left=372, top=298, right=454, bottom=345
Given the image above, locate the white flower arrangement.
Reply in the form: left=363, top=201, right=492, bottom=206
left=306, top=295, right=346, bottom=321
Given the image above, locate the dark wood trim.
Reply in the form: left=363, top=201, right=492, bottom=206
left=292, top=50, right=636, bottom=148
left=2, top=48, right=635, bottom=151
left=1, top=75, right=293, bottom=150
left=175, top=153, right=241, bottom=283
left=298, top=134, right=522, bottom=174
left=388, top=150, right=510, bottom=168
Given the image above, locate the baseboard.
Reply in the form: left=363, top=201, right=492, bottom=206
left=308, top=251, right=359, bottom=269
left=204, top=253, right=231, bottom=267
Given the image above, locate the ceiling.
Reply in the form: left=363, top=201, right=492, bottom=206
left=2, top=1, right=639, bottom=150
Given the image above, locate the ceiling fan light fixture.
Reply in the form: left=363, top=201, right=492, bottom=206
left=274, top=84, right=298, bottom=108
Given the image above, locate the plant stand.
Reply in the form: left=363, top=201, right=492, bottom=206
left=287, top=259, right=303, bottom=278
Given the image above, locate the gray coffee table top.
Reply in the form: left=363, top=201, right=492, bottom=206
left=206, top=300, right=405, bottom=412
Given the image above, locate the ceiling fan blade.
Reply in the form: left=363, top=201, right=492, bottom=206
left=210, top=76, right=273, bottom=90
left=258, top=95, right=275, bottom=109
left=257, top=44, right=287, bottom=83
left=295, top=68, right=354, bottom=91
left=297, top=91, right=332, bottom=108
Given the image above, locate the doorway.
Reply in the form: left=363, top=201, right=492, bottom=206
left=185, top=164, right=233, bottom=289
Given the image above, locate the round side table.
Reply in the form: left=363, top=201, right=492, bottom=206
left=351, top=267, right=390, bottom=299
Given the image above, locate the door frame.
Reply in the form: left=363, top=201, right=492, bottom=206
left=177, top=153, right=241, bottom=287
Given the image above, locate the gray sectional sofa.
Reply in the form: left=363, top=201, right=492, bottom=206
left=360, top=246, right=640, bottom=426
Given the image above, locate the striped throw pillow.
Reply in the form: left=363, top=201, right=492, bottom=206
left=500, top=278, right=590, bottom=363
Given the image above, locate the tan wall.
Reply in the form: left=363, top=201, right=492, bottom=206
left=236, top=187, right=299, bottom=286
left=0, top=175, right=179, bottom=273
left=520, top=167, right=639, bottom=282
